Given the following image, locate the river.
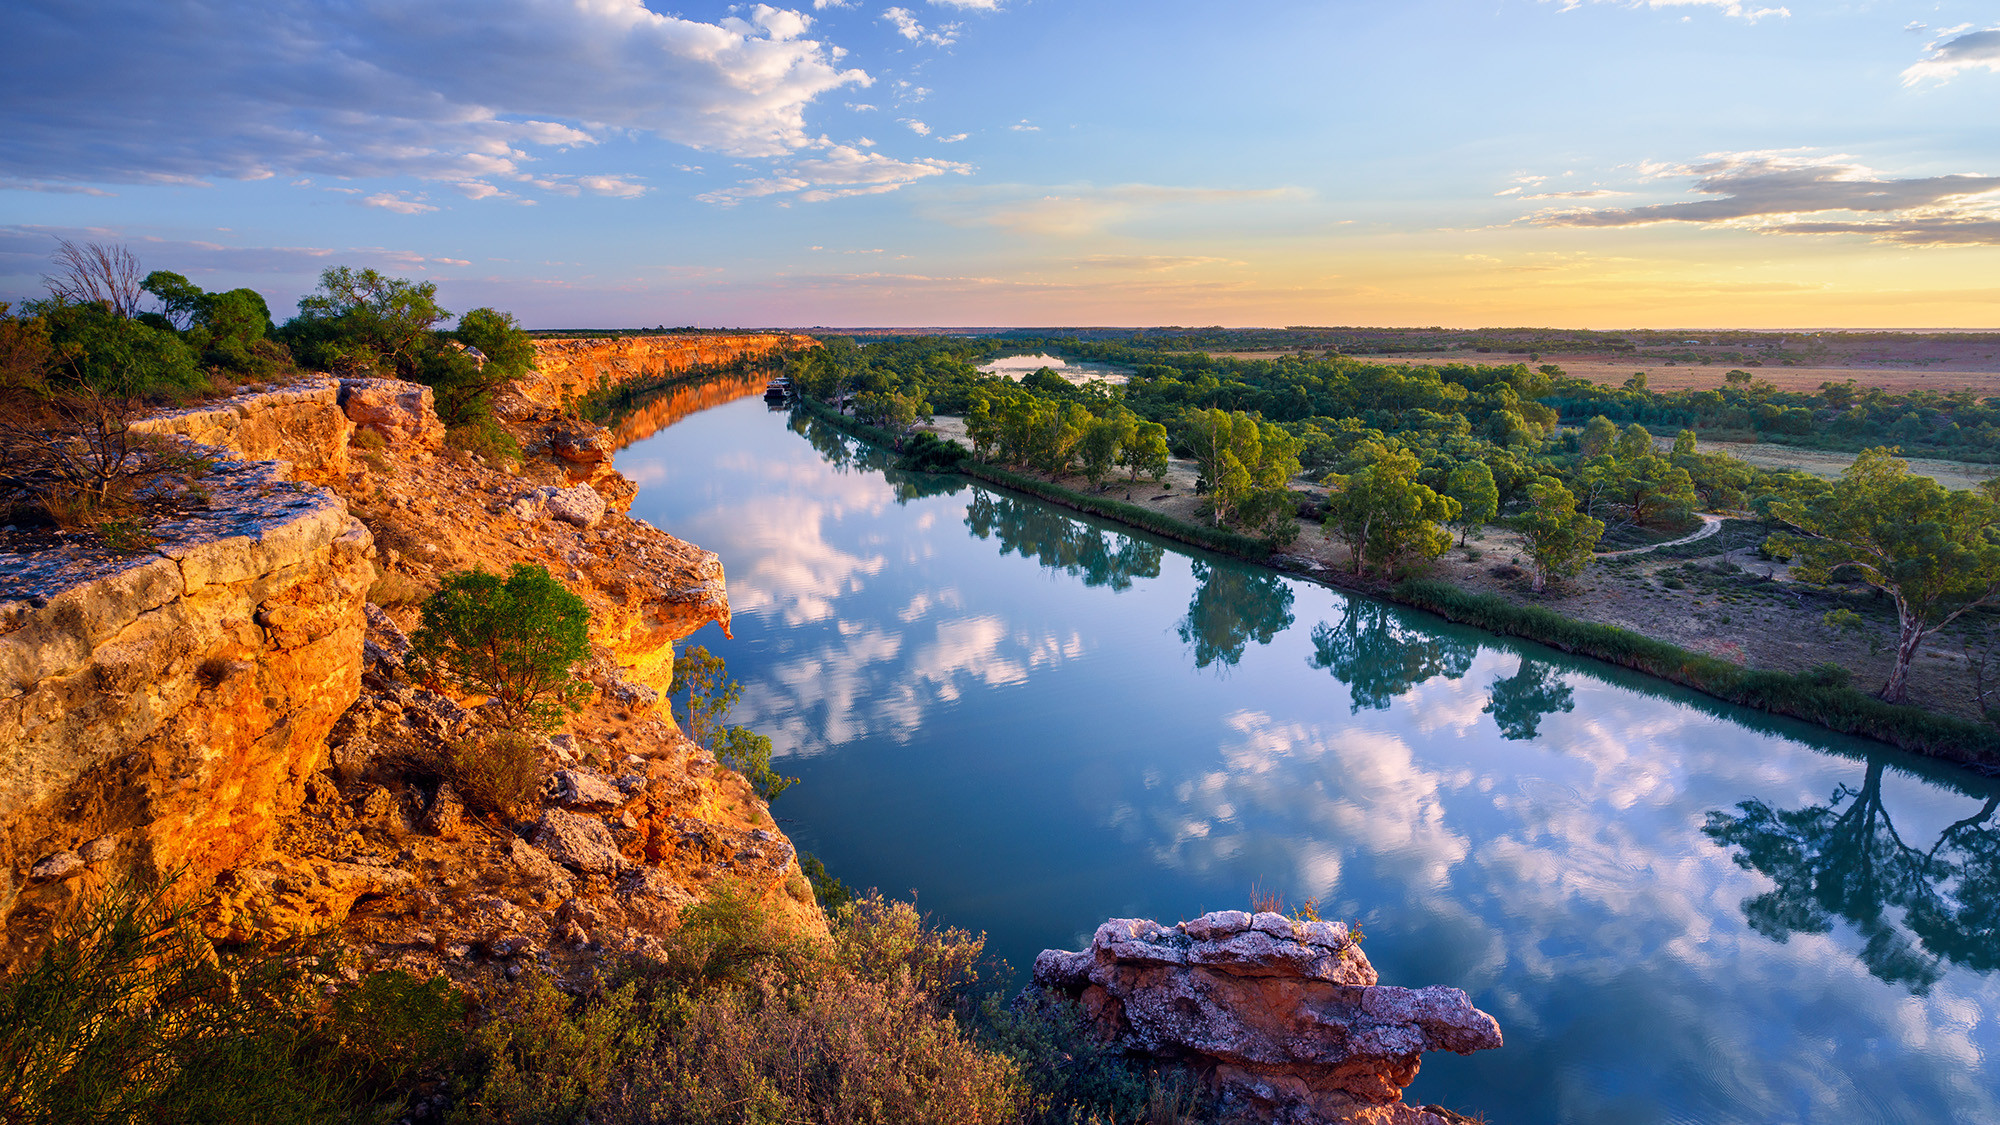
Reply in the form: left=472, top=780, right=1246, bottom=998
left=618, top=390, right=2000, bottom=1125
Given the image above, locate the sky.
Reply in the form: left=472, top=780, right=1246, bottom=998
left=3, top=0, right=1999, bottom=329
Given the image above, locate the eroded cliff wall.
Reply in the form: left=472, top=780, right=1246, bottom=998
left=0, top=379, right=374, bottom=966
left=517, top=333, right=818, bottom=408
left=1, top=365, right=815, bottom=972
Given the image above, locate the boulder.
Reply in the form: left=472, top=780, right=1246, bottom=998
left=548, top=769, right=624, bottom=810
left=549, top=425, right=614, bottom=465
left=338, top=379, right=445, bottom=450
left=546, top=485, right=607, bottom=529
left=531, top=808, right=629, bottom=875
left=1028, top=911, right=1502, bottom=1125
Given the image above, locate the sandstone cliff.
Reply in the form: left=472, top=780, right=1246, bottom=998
left=0, top=362, right=819, bottom=974
left=1033, top=911, right=1502, bottom=1125
left=516, top=333, right=817, bottom=410
left=0, top=378, right=372, bottom=968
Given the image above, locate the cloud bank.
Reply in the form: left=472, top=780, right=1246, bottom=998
left=1532, top=152, right=2000, bottom=245
left=1903, top=28, right=2000, bottom=85
left=1, top=0, right=868, bottom=195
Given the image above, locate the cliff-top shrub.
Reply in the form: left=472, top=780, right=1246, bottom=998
left=410, top=563, right=592, bottom=731
left=0, top=876, right=459, bottom=1124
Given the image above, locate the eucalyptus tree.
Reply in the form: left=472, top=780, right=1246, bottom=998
left=1444, top=460, right=1499, bottom=545
left=1514, top=475, right=1604, bottom=593
left=1769, top=446, right=2000, bottom=703
left=1322, top=444, right=1457, bottom=575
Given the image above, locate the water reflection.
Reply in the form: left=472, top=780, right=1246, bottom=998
left=1706, top=760, right=2000, bottom=993
left=619, top=390, right=2000, bottom=1125
left=1308, top=601, right=1477, bottom=711
left=605, top=373, right=771, bottom=448
left=1483, top=659, right=1577, bottom=741
left=787, top=412, right=967, bottom=504
left=964, top=491, right=1163, bottom=592
left=1177, top=560, right=1296, bottom=670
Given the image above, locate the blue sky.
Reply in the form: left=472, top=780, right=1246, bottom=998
left=4, top=0, right=1998, bottom=327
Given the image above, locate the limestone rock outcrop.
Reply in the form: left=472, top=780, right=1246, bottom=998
left=133, top=378, right=354, bottom=486
left=512, top=333, right=818, bottom=411
left=1, top=397, right=374, bottom=969
left=337, top=378, right=446, bottom=450
left=1031, top=911, right=1502, bottom=1125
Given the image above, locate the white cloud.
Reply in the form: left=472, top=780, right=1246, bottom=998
left=881, top=7, right=959, bottom=45
left=1009, top=120, right=1040, bottom=131
left=576, top=175, right=649, bottom=199
left=1903, top=28, right=2000, bottom=85
left=903, top=119, right=932, bottom=135
left=1546, top=0, right=1789, bottom=20
left=1529, top=150, right=2000, bottom=245
left=362, top=191, right=437, bottom=214
left=814, top=0, right=854, bottom=7
left=697, top=138, right=971, bottom=204
left=2, top=0, right=870, bottom=189
left=938, top=133, right=969, bottom=143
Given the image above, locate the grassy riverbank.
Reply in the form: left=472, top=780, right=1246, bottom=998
left=795, top=398, right=2000, bottom=774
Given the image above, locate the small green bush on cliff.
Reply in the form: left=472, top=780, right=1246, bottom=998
left=411, top=563, right=593, bottom=732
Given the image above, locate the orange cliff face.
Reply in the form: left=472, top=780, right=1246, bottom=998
left=607, top=373, right=774, bottom=449
left=517, top=333, right=819, bottom=409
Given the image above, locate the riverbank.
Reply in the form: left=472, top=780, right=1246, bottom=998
left=797, top=398, right=2000, bottom=774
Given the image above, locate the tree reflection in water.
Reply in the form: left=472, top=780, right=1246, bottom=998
left=1176, top=560, right=1295, bottom=671
left=1483, top=659, right=1577, bottom=741
left=1307, top=601, right=1477, bottom=711
left=963, top=491, right=1164, bottom=592
left=1705, top=760, right=2000, bottom=994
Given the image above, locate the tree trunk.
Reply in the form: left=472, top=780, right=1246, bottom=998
left=1883, top=605, right=1924, bottom=704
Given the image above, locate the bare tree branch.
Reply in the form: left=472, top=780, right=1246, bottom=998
left=43, top=239, right=144, bottom=319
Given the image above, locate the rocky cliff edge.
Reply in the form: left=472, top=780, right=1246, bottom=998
left=0, top=364, right=815, bottom=975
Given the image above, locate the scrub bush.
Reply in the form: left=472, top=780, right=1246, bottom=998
left=0, top=877, right=462, bottom=1125
left=411, top=564, right=592, bottom=732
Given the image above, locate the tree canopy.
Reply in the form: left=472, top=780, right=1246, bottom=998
left=1769, top=447, right=2000, bottom=703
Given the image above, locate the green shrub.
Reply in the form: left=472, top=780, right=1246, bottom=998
left=0, top=877, right=459, bottom=1125
left=439, top=727, right=550, bottom=819
left=445, top=418, right=522, bottom=465
left=717, top=725, right=796, bottom=802
left=797, top=851, right=855, bottom=913
left=899, top=431, right=970, bottom=472
left=672, top=644, right=796, bottom=801
left=411, top=564, right=593, bottom=731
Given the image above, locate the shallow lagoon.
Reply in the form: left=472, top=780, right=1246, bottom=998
left=620, top=393, right=2000, bottom=1125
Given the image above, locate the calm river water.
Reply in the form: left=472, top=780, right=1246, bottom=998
left=620, top=392, right=2000, bottom=1125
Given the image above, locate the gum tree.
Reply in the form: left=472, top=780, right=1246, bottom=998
left=1769, top=447, right=2000, bottom=703
left=1514, top=475, right=1604, bottom=593
left=1444, top=460, right=1499, bottom=546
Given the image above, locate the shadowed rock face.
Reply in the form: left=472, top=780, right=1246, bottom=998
left=1031, top=911, right=1502, bottom=1125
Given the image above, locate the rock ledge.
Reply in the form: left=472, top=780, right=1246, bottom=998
left=1030, top=911, right=1501, bottom=1125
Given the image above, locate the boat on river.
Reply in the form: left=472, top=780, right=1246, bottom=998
left=763, top=375, right=792, bottom=401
